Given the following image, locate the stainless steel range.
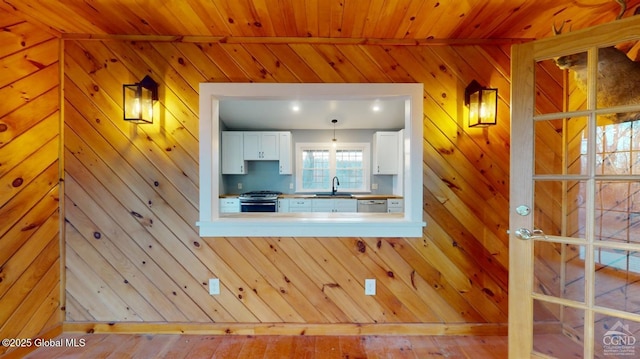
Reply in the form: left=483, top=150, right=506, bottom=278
left=238, top=191, right=282, bottom=212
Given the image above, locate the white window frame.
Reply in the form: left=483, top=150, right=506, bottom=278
left=198, top=83, right=425, bottom=237
left=296, top=142, right=370, bottom=193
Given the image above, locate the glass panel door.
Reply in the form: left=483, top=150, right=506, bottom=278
left=510, top=17, right=640, bottom=359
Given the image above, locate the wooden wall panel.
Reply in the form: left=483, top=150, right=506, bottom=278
left=63, top=39, right=513, bottom=330
left=0, top=8, right=61, bottom=355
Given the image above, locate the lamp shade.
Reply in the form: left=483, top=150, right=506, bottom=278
left=123, top=75, right=158, bottom=124
left=465, top=80, right=497, bottom=127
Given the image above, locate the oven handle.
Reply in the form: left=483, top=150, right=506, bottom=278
left=240, top=202, right=277, bottom=206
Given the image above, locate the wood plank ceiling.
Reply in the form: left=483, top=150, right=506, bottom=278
left=2, top=0, right=639, bottom=40
left=2, top=0, right=639, bottom=349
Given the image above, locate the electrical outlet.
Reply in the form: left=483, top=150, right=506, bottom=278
left=209, top=278, right=220, bottom=295
left=372, top=183, right=378, bottom=190
left=237, top=183, right=242, bottom=190
left=365, top=279, right=376, bottom=296
left=289, top=182, right=294, bottom=189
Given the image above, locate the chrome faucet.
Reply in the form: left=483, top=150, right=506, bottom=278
left=331, top=176, right=340, bottom=195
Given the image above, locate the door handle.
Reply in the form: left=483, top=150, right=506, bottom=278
left=514, top=228, right=547, bottom=240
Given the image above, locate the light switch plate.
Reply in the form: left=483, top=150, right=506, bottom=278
left=209, top=278, right=220, bottom=295
left=237, top=183, right=243, bottom=189
left=365, top=279, right=376, bottom=295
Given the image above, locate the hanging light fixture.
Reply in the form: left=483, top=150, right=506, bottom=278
left=331, top=119, right=338, bottom=146
left=123, top=75, right=158, bottom=124
left=464, top=80, right=498, bottom=127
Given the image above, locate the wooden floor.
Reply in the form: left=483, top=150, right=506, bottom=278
left=22, top=334, right=509, bottom=358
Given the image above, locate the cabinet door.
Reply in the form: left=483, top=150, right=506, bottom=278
left=243, top=132, right=279, bottom=160
left=373, top=132, right=399, bottom=175
left=260, top=132, right=279, bottom=160
left=334, top=199, right=357, bottom=212
left=277, top=198, right=289, bottom=213
left=311, top=199, right=334, bottom=212
left=279, top=132, right=292, bottom=174
left=221, top=132, right=246, bottom=174
left=387, top=199, right=404, bottom=213
left=243, top=132, right=261, bottom=160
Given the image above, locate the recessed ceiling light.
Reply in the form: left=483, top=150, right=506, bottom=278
left=291, top=103, right=300, bottom=112
left=371, top=100, right=382, bottom=112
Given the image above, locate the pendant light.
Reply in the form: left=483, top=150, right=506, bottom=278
left=331, top=119, right=338, bottom=146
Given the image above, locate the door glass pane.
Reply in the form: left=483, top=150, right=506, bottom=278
left=594, top=248, right=640, bottom=313
left=534, top=180, right=587, bottom=239
left=534, top=241, right=585, bottom=302
left=535, top=51, right=589, bottom=116
left=594, top=313, right=640, bottom=358
left=596, top=116, right=640, bottom=175
left=533, top=300, right=585, bottom=357
left=535, top=117, right=589, bottom=175
left=534, top=58, right=565, bottom=115
left=595, top=181, right=640, bottom=243
left=595, top=42, right=640, bottom=118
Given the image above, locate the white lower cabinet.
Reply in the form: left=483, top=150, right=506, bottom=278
left=288, top=199, right=312, bottom=212
left=219, top=198, right=240, bottom=213
left=387, top=198, right=404, bottom=213
left=312, top=198, right=357, bottom=213
left=278, top=198, right=289, bottom=212
left=283, top=198, right=358, bottom=212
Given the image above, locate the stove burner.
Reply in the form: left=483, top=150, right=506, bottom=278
left=239, top=190, right=282, bottom=201
left=241, top=190, right=283, bottom=196
left=238, top=190, right=281, bottom=212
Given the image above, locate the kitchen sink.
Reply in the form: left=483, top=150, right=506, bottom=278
left=314, top=192, right=354, bottom=198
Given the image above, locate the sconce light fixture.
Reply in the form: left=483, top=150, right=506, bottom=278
left=123, top=75, right=158, bottom=124
left=331, top=119, right=338, bottom=145
left=464, top=80, right=497, bottom=127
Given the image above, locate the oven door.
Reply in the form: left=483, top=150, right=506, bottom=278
left=240, top=201, right=277, bottom=212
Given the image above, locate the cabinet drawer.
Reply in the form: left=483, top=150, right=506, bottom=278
left=387, top=198, right=403, bottom=213
left=219, top=198, right=240, bottom=213
left=289, top=199, right=312, bottom=212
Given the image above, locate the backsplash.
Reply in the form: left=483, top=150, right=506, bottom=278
left=221, top=161, right=396, bottom=194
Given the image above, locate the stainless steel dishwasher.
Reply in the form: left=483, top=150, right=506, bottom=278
left=357, top=199, right=387, bottom=213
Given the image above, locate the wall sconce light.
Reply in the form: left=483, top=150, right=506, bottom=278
left=464, top=80, right=497, bottom=127
left=123, top=75, right=158, bottom=124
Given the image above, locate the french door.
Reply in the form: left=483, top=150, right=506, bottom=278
left=510, top=16, right=640, bottom=358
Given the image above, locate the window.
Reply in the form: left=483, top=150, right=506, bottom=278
left=297, top=143, right=370, bottom=192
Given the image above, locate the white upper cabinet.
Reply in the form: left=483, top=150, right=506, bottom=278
left=373, top=131, right=399, bottom=175
left=278, top=132, right=292, bottom=174
left=221, top=131, right=247, bottom=174
left=244, top=132, right=279, bottom=160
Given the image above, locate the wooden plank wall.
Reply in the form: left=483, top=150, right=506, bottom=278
left=62, top=38, right=514, bottom=332
left=0, top=9, right=61, bottom=355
